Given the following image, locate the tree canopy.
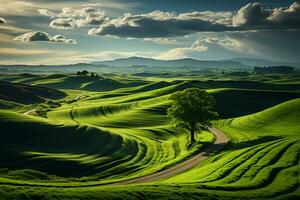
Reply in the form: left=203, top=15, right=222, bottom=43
left=167, top=88, right=218, bottom=144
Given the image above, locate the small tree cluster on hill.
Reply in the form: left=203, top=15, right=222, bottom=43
left=168, top=88, right=218, bottom=144
left=76, top=70, right=100, bottom=77
left=253, top=66, right=294, bottom=74
left=76, top=70, right=89, bottom=76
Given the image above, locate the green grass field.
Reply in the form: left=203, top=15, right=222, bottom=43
left=0, top=73, right=299, bottom=199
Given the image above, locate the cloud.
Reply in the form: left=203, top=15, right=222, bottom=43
left=0, top=17, right=6, bottom=24
left=158, top=40, right=208, bottom=60
left=0, top=24, right=31, bottom=34
left=14, top=31, right=77, bottom=44
left=81, top=2, right=140, bottom=10
left=157, top=35, right=254, bottom=60
left=178, top=11, right=233, bottom=25
left=233, top=2, right=300, bottom=29
left=76, top=10, right=109, bottom=27
left=88, top=10, right=231, bottom=38
left=0, top=47, right=51, bottom=56
left=38, top=9, right=56, bottom=18
left=42, top=7, right=109, bottom=29
left=49, top=18, right=77, bottom=29
left=89, top=2, right=300, bottom=38
left=269, top=2, right=300, bottom=28
left=58, top=7, right=84, bottom=18
left=229, top=30, right=300, bottom=62
left=193, top=36, right=253, bottom=52
left=157, top=47, right=206, bottom=60
left=51, top=34, right=77, bottom=44
left=143, top=38, right=178, bottom=44
left=232, top=3, right=270, bottom=27
left=0, top=49, right=80, bottom=65
left=0, top=0, right=38, bottom=16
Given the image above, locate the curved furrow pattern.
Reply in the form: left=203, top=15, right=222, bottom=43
left=197, top=140, right=282, bottom=183
left=175, top=140, right=280, bottom=183
left=207, top=139, right=286, bottom=184
left=203, top=139, right=296, bottom=187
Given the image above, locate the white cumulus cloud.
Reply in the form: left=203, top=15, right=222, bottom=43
left=89, top=2, right=300, bottom=38
left=49, top=18, right=77, bottom=29
left=40, top=7, right=109, bottom=29
left=233, top=2, right=300, bottom=29
left=14, top=31, right=77, bottom=44
left=193, top=36, right=253, bottom=52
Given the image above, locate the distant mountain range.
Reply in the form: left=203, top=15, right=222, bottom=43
left=92, top=57, right=248, bottom=68
left=1, top=57, right=299, bottom=75
left=92, top=57, right=300, bottom=68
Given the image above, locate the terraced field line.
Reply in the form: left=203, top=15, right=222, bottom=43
left=110, top=127, right=228, bottom=185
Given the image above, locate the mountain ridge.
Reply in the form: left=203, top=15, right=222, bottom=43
left=92, top=56, right=249, bottom=68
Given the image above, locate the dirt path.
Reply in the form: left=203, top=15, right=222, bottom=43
left=23, top=109, right=36, bottom=115
left=0, top=127, right=228, bottom=188
left=109, top=127, right=228, bottom=185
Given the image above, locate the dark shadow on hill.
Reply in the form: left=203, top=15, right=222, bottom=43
left=0, top=81, right=66, bottom=104
left=224, top=136, right=283, bottom=151
left=0, top=111, right=140, bottom=179
left=213, top=90, right=300, bottom=118
left=193, top=80, right=300, bottom=91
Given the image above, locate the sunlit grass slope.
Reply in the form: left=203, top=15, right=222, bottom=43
left=45, top=84, right=213, bottom=183
left=216, top=98, right=300, bottom=140
left=0, top=84, right=212, bottom=186
left=163, top=98, right=300, bottom=199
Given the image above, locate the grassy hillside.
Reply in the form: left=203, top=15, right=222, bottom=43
left=163, top=98, right=300, bottom=198
left=0, top=98, right=212, bottom=186
left=211, top=89, right=300, bottom=118
left=0, top=73, right=299, bottom=199
left=215, top=98, right=300, bottom=140
left=1, top=99, right=299, bottom=199
left=0, top=81, right=66, bottom=104
left=0, top=74, right=147, bottom=91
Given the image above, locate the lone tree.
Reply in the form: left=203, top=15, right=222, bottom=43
left=167, top=88, right=218, bottom=144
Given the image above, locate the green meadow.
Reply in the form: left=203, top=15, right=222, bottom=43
left=0, top=72, right=299, bottom=199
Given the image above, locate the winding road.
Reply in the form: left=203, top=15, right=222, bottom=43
left=0, top=127, right=227, bottom=187
left=23, top=109, right=36, bottom=115
left=109, top=127, right=228, bottom=185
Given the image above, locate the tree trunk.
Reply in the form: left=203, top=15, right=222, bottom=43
left=190, top=122, right=195, bottom=144
left=190, top=129, right=195, bottom=144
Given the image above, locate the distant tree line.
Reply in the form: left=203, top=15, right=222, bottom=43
left=253, top=66, right=294, bottom=74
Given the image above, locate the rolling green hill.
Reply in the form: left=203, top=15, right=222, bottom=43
left=1, top=98, right=299, bottom=199
left=0, top=81, right=66, bottom=104
left=163, top=98, right=300, bottom=198
left=0, top=74, right=299, bottom=200
left=0, top=74, right=148, bottom=91
left=0, top=97, right=212, bottom=185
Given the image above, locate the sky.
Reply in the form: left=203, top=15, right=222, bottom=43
left=0, top=0, right=300, bottom=64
